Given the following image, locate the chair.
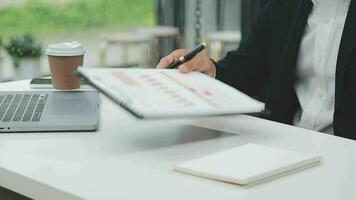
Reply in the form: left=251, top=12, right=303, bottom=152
left=135, top=26, right=180, bottom=65
left=99, top=32, right=153, bottom=68
left=207, top=31, right=241, bottom=60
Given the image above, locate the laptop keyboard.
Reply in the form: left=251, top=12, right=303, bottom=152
left=0, top=94, right=48, bottom=122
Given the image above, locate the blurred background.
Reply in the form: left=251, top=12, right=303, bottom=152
left=0, top=0, right=266, bottom=82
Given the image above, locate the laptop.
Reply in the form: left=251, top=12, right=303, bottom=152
left=0, top=90, right=99, bottom=132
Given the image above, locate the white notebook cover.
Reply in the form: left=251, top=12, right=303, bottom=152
left=174, top=143, right=322, bottom=187
left=76, top=68, right=265, bottom=119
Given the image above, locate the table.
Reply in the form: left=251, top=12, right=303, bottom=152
left=0, top=80, right=356, bottom=200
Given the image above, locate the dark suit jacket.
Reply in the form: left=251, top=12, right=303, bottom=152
left=215, top=0, right=356, bottom=140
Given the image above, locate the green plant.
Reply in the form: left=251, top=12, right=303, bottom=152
left=0, top=0, right=155, bottom=36
left=0, top=37, right=3, bottom=62
left=4, top=33, right=42, bottom=68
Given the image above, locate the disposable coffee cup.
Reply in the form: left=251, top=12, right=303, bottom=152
left=46, top=41, right=85, bottom=90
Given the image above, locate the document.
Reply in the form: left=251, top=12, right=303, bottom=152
left=77, top=68, right=265, bottom=118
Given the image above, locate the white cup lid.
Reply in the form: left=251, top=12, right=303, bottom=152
left=46, top=41, right=85, bottom=56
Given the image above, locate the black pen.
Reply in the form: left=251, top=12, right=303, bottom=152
left=167, top=42, right=208, bottom=69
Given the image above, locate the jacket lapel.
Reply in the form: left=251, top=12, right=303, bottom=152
left=337, top=0, right=356, bottom=71
left=269, top=0, right=313, bottom=123
left=335, top=0, right=356, bottom=110
left=275, top=0, right=313, bottom=86
left=285, top=0, right=313, bottom=76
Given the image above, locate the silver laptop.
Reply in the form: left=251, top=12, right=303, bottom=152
left=0, top=90, right=99, bottom=132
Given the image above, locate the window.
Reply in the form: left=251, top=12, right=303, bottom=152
left=0, top=0, right=155, bottom=81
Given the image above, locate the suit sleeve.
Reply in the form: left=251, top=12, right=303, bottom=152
left=215, top=2, right=273, bottom=98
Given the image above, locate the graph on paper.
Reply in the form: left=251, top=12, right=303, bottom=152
left=77, top=68, right=265, bottom=118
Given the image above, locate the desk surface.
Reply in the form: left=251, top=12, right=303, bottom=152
left=0, top=80, right=355, bottom=200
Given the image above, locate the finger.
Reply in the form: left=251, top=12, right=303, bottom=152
left=178, top=64, right=190, bottom=73
left=157, top=56, right=174, bottom=69
left=178, top=56, right=201, bottom=73
left=157, top=53, right=179, bottom=68
left=156, top=49, right=188, bottom=68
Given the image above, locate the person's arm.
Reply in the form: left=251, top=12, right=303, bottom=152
left=157, top=2, right=273, bottom=99
left=216, top=2, right=273, bottom=97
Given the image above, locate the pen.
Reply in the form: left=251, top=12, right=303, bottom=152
left=167, top=42, right=208, bottom=69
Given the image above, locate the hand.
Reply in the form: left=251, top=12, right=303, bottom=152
left=156, top=49, right=216, bottom=77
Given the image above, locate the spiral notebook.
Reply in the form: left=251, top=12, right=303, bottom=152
left=174, top=143, right=322, bottom=187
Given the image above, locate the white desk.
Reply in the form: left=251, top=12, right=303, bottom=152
left=0, top=80, right=356, bottom=200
